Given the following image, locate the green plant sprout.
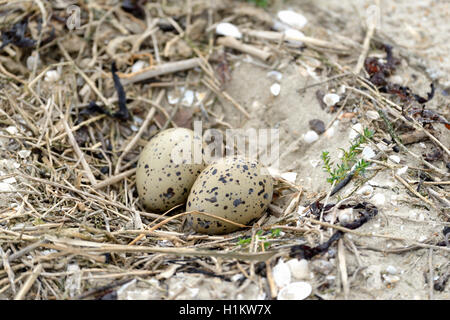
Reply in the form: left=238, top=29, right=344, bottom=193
left=321, top=128, right=374, bottom=184
left=246, top=0, right=269, bottom=8
left=238, top=228, right=282, bottom=250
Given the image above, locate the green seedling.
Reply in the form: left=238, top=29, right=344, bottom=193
left=321, top=128, right=373, bottom=184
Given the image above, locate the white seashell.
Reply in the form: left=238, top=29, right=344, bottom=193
left=44, top=70, right=60, bottom=82
left=386, top=265, right=397, bottom=275
left=277, top=10, right=308, bottom=30
left=338, top=208, right=354, bottom=224
left=337, top=85, right=346, bottom=95
left=131, top=60, right=146, bottom=73
left=270, top=83, right=281, bottom=96
left=323, top=93, right=340, bottom=107
left=272, top=20, right=290, bottom=32
left=357, top=185, right=373, bottom=197
left=26, top=54, right=40, bottom=70
left=396, top=166, right=408, bottom=175
left=0, top=182, right=13, bottom=192
left=372, top=193, right=385, bottom=206
left=349, top=123, right=363, bottom=140
left=277, top=282, right=312, bottom=300
left=366, top=110, right=379, bottom=120
left=303, top=130, right=319, bottom=144
left=418, top=235, right=427, bottom=242
left=376, top=142, right=389, bottom=151
left=215, top=22, right=242, bottom=39
left=267, top=71, right=283, bottom=81
left=388, top=155, right=401, bottom=164
left=361, top=146, right=376, bottom=160
left=280, top=172, right=297, bottom=183
left=419, top=142, right=426, bottom=149
left=382, top=274, right=400, bottom=284
left=18, top=150, right=31, bottom=159
left=272, top=259, right=291, bottom=288
left=181, top=90, right=194, bottom=107
left=283, top=29, right=304, bottom=46
left=287, top=259, right=309, bottom=280
left=5, top=126, right=18, bottom=135
left=324, top=126, right=335, bottom=138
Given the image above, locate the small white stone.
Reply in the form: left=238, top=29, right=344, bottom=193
left=26, top=54, right=40, bottom=70
left=2, top=176, right=16, bottom=184
left=418, top=235, right=427, bottom=242
left=5, top=126, right=18, bottom=135
left=349, top=123, right=363, bottom=140
left=382, top=274, right=400, bottom=284
left=286, top=259, right=309, bottom=280
left=388, top=155, right=401, bottom=164
left=277, top=282, right=312, bottom=300
left=267, top=71, right=283, bottom=81
left=419, top=142, right=427, bottom=149
left=357, top=185, right=374, bottom=197
left=323, top=126, right=335, bottom=138
left=366, top=110, right=379, bottom=120
left=418, top=213, right=425, bottom=221
left=361, top=146, right=376, bottom=160
left=297, top=206, right=307, bottom=216
left=386, top=265, right=397, bottom=275
left=396, top=166, right=408, bottom=175
left=0, top=182, right=13, bottom=192
left=309, top=159, right=320, bottom=168
left=18, top=150, right=31, bottom=159
left=376, top=142, right=389, bottom=151
left=372, top=193, right=385, bottom=206
left=181, top=90, right=194, bottom=107
left=270, top=83, right=281, bottom=96
left=216, top=22, right=242, bottom=38
left=280, top=172, right=297, bottom=183
left=283, top=29, right=305, bottom=46
left=338, top=208, right=355, bottom=224
left=272, top=259, right=291, bottom=288
left=277, top=10, right=308, bottom=30
left=44, top=70, right=60, bottom=82
left=337, top=84, right=346, bottom=95
left=131, top=60, right=146, bottom=73
left=303, top=130, right=319, bottom=144
left=390, top=75, right=403, bottom=85
left=323, top=93, right=340, bottom=107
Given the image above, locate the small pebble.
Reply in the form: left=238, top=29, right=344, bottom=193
left=270, top=83, right=281, bottom=96
left=372, top=193, right=385, bottom=206
left=283, top=29, right=304, bottom=46
left=303, top=130, right=319, bottom=144
left=44, top=70, right=60, bottom=82
left=277, top=282, right=312, bottom=300
left=396, top=166, right=408, bottom=175
left=131, top=60, right=146, bottom=73
left=181, top=90, right=194, bottom=107
left=308, top=119, right=325, bottom=134
left=0, top=182, right=13, bottom=192
left=357, top=185, right=374, bottom=197
left=280, top=172, right=297, bottom=183
left=286, top=259, right=309, bottom=280
left=388, top=155, right=401, bottom=164
left=361, top=146, right=376, bottom=160
left=267, top=71, right=282, bottom=81
left=215, top=22, right=242, bottom=38
left=277, top=10, right=308, bottom=29
left=272, top=259, right=291, bottom=288
left=349, top=123, right=363, bottom=140
left=323, top=93, right=340, bottom=107
left=5, top=126, right=18, bottom=135
left=338, top=208, right=354, bottom=223
left=366, top=110, right=379, bottom=120
left=386, top=265, right=397, bottom=275
left=18, top=150, right=31, bottom=159
left=382, top=274, right=400, bottom=284
left=323, top=126, right=335, bottom=138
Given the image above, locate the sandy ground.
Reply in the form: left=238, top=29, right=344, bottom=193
left=114, top=0, right=449, bottom=300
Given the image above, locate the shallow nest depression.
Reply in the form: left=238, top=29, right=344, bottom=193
left=0, top=0, right=449, bottom=300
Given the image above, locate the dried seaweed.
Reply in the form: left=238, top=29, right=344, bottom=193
left=290, top=202, right=378, bottom=260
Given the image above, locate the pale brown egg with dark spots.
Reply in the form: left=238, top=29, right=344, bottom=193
left=186, top=156, right=273, bottom=234
left=136, top=128, right=206, bottom=212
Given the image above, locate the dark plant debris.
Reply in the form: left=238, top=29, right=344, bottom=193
left=290, top=202, right=378, bottom=260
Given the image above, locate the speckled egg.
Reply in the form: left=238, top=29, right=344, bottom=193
left=136, top=128, right=205, bottom=212
left=185, top=156, right=273, bottom=234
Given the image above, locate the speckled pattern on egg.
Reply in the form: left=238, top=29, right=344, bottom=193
left=136, top=128, right=205, bottom=212
left=186, top=156, right=273, bottom=235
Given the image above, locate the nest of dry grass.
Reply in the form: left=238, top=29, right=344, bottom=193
left=0, top=0, right=448, bottom=300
